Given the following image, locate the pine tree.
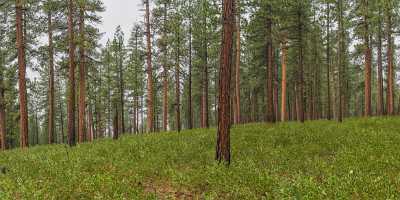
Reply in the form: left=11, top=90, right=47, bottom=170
left=67, top=0, right=76, bottom=146
left=16, top=0, right=29, bottom=148
left=216, top=0, right=234, bottom=165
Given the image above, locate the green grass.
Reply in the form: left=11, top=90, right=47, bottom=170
left=1, top=117, right=400, bottom=199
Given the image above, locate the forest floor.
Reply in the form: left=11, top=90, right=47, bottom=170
left=1, top=117, right=400, bottom=199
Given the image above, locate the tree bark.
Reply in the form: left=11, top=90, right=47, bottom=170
left=162, top=64, right=168, bottom=131
left=386, top=6, right=394, bottom=115
left=281, top=37, right=287, bottom=122
left=175, top=29, right=181, bottom=132
left=188, top=8, right=193, bottom=129
left=78, top=5, right=86, bottom=143
left=0, top=11, right=6, bottom=150
left=266, top=4, right=275, bottom=123
left=377, top=9, right=384, bottom=116
left=113, top=104, right=119, bottom=140
left=337, top=0, right=344, bottom=122
left=297, top=9, right=305, bottom=123
left=363, top=1, right=372, bottom=117
left=67, top=0, right=76, bottom=146
left=88, top=106, right=94, bottom=142
left=216, top=0, right=234, bottom=165
left=16, top=0, right=29, bottom=148
left=35, top=113, right=38, bottom=145
left=201, top=9, right=209, bottom=129
left=133, top=97, right=137, bottom=133
left=47, top=11, right=55, bottom=144
left=57, top=80, right=64, bottom=143
left=234, top=0, right=241, bottom=124
left=326, top=2, right=332, bottom=120
left=162, top=3, right=168, bottom=131
left=0, top=84, right=6, bottom=150
left=145, top=0, right=154, bottom=132
left=273, top=62, right=279, bottom=120
left=118, top=40, right=125, bottom=133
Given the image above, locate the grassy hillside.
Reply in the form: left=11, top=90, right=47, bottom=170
left=1, top=117, right=400, bottom=199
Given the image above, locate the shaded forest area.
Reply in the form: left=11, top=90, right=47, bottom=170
left=0, top=0, right=399, bottom=156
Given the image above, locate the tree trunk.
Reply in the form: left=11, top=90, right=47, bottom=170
left=297, top=10, right=305, bottom=123
left=58, top=81, right=64, bottom=143
left=145, top=0, right=154, bottom=132
left=47, top=11, right=55, bottom=144
left=96, top=105, right=102, bottom=138
left=107, top=55, right=112, bottom=137
left=113, top=104, right=119, bottom=140
left=363, top=2, right=372, bottom=117
left=136, top=96, right=139, bottom=133
left=201, top=58, right=209, bottom=128
left=16, top=0, right=28, bottom=148
left=250, top=90, right=254, bottom=122
left=201, top=4, right=209, bottom=129
left=162, top=3, right=168, bottom=131
left=188, top=9, right=193, bottom=129
left=141, top=96, right=144, bottom=133
left=266, top=5, right=275, bottom=123
left=202, top=40, right=209, bottom=126
left=0, top=12, right=6, bottom=150
left=281, top=38, right=287, bottom=122
left=35, top=113, right=39, bottom=145
left=337, top=0, right=344, bottom=122
left=78, top=6, right=86, bottom=143
left=234, top=0, right=241, bottom=124
left=326, top=2, right=332, bottom=120
left=88, top=106, right=94, bottom=142
left=0, top=85, right=6, bottom=150
left=216, top=0, right=234, bottom=165
left=386, top=7, right=394, bottom=115
left=377, top=10, right=384, bottom=116
left=274, top=63, right=279, bottom=120
left=118, top=41, right=125, bottom=133
left=67, top=0, right=76, bottom=146
left=162, top=67, right=168, bottom=132
left=175, top=30, right=181, bottom=132
left=133, top=96, right=137, bottom=133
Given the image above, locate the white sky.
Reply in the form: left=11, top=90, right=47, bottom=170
left=99, top=0, right=144, bottom=45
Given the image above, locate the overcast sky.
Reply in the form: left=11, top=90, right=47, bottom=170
left=99, top=0, right=143, bottom=45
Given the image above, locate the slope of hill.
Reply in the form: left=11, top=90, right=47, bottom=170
left=0, top=117, right=400, bottom=199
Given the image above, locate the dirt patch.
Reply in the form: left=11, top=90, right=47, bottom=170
left=143, top=179, right=198, bottom=200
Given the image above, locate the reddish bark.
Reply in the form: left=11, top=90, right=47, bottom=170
left=377, top=11, right=384, bottom=115
left=266, top=5, right=275, bottom=123
left=48, top=11, right=55, bottom=144
left=67, top=0, right=76, bottom=146
left=216, top=0, right=234, bottom=164
left=386, top=8, right=394, bottom=115
left=364, top=4, right=372, bottom=117
left=78, top=6, right=86, bottom=143
left=16, top=0, right=28, bottom=148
